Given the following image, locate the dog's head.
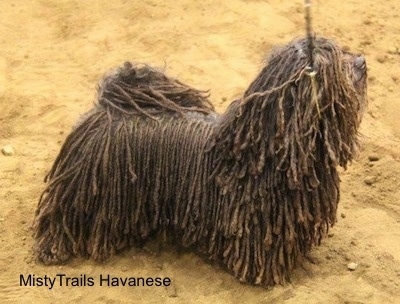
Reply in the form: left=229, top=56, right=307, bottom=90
left=343, top=51, right=368, bottom=124
left=229, top=37, right=368, bottom=172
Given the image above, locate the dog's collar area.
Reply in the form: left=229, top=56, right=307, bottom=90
left=305, top=66, right=317, bottom=76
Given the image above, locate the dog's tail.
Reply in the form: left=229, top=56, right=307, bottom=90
left=97, top=62, right=214, bottom=119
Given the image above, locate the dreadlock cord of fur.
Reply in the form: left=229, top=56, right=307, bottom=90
left=34, top=37, right=367, bottom=287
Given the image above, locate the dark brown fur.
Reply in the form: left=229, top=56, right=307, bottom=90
left=34, top=37, right=367, bottom=287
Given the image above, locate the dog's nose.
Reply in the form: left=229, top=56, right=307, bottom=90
left=355, top=55, right=366, bottom=69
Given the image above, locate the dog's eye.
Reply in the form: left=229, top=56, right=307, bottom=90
left=354, top=56, right=366, bottom=70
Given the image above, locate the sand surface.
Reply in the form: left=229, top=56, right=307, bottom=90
left=1, top=0, right=399, bottom=303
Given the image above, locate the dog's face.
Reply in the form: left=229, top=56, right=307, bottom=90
left=343, top=52, right=368, bottom=123
left=350, top=54, right=367, bottom=90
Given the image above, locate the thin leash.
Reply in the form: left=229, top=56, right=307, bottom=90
left=304, top=0, right=320, bottom=116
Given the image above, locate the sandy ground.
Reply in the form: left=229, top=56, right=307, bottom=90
left=0, top=0, right=399, bottom=303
